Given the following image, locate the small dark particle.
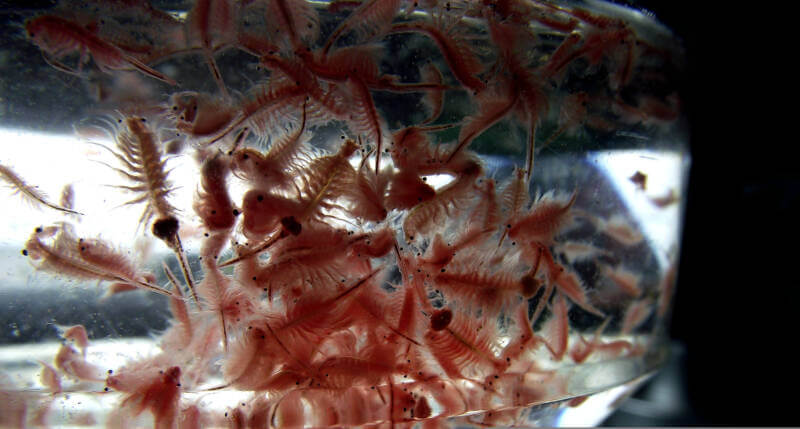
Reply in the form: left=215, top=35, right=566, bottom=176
left=35, top=227, right=43, bottom=233
left=232, top=209, right=240, bottom=216
left=21, top=249, right=28, bottom=256
left=629, top=171, right=647, bottom=190
left=257, top=194, right=263, bottom=202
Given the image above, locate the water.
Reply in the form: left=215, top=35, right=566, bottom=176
left=0, top=0, right=687, bottom=427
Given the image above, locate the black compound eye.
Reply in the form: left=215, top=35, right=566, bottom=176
left=152, top=217, right=179, bottom=240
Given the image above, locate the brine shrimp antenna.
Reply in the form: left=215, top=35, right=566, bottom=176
left=165, top=260, right=225, bottom=351
left=525, top=122, right=536, bottom=181
left=170, top=233, right=199, bottom=303
left=40, top=52, right=82, bottom=77
left=0, top=163, right=83, bottom=215
left=162, top=261, right=188, bottom=301
left=204, top=51, right=230, bottom=100
left=126, top=276, right=173, bottom=297
left=416, top=123, right=458, bottom=132
left=202, top=383, right=231, bottom=392
left=536, top=123, right=570, bottom=161
left=333, top=267, right=382, bottom=301
left=227, top=127, right=250, bottom=155
left=358, top=143, right=375, bottom=171
left=217, top=227, right=284, bottom=268
left=264, top=321, right=311, bottom=371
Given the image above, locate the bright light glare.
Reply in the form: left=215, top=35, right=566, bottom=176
left=0, top=128, right=199, bottom=248
left=591, top=149, right=687, bottom=268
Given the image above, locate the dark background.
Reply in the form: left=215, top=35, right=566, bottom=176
left=605, top=2, right=797, bottom=426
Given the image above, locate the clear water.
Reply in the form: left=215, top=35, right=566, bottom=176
left=0, top=0, right=687, bottom=427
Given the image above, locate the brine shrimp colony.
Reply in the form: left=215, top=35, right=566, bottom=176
left=2, top=0, right=685, bottom=427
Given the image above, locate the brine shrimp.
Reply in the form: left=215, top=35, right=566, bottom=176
left=0, top=163, right=82, bottom=215
left=25, top=15, right=177, bottom=85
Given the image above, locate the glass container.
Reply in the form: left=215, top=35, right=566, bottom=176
left=0, top=0, right=687, bottom=427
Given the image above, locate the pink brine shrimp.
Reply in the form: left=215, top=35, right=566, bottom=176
left=4, top=0, right=685, bottom=427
